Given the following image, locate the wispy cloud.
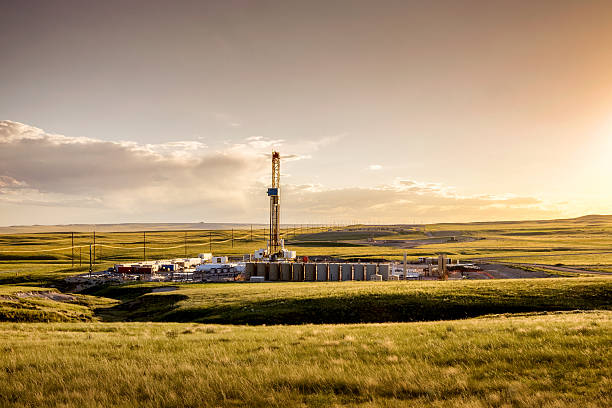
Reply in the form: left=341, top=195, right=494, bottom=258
left=0, top=121, right=566, bottom=225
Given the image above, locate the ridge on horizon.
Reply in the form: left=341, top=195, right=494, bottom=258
left=1, top=214, right=610, bottom=234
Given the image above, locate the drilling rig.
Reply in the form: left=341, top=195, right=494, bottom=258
left=268, top=151, right=281, bottom=256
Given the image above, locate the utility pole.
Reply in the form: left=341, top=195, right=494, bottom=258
left=93, top=231, right=96, bottom=265
left=209, top=231, right=212, bottom=252
left=232, top=228, right=234, bottom=248
left=143, top=231, right=146, bottom=261
left=71, top=232, right=74, bottom=267
left=250, top=225, right=253, bottom=241
left=89, top=244, right=92, bottom=278
left=184, top=231, right=187, bottom=258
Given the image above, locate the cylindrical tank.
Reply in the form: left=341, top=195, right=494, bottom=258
left=245, top=262, right=255, bottom=279
left=379, top=263, right=390, bottom=281
left=353, top=264, right=365, bottom=281
left=341, top=263, right=353, bottom=281
left=304, top=263, right=316, bottom=281
left=328, top=263, right=340, bottom=281
left=366, top=263, right=377, bottom=280
left=292, top=263, right=304, bottom=281
left=316, top=263, right=328, bottom=281
left=269, top=263, right=280, bottom=281
left=280, top=263, right=292, bottom=281
left=256, top=262, right=268, bottom=280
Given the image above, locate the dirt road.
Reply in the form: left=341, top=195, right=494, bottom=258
left=504, top=262, right=612, bottom=276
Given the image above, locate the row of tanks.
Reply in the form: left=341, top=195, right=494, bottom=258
left=244, top=262, right=391, bottom=281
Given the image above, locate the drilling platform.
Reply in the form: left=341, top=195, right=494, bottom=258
left=268, top=151, right=281, bottom=255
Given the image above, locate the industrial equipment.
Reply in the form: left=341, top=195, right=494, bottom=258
left=268, top=151, right=281, bottom=256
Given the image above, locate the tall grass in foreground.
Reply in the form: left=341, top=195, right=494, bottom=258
left=1, top=311, right=610, bottom=407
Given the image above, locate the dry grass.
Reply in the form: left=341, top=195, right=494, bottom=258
left=0, top=311, right=610, bottom=407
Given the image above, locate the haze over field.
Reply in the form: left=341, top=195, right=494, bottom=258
left=2, top=0, right=612, bottom=225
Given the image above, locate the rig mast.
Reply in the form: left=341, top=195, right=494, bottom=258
left=268, top=151, right=281, bottom=254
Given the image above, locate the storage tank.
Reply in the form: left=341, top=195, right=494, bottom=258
left=378, top=263, right=390, bottom=281
left=316, top=263, right=328, bottom=281
left=353, top=264, right=365, bottom=281
left=341, top=263, right=353, bottom=281
left=256, top=262, right=268, bottom=280
left=280, top=263, right=292, bottom=281
left=304, top=263, right=316, bottom=281
left=245, top=262, right=255, bottom=279
left=292, top=263, right=304, bottom=281
left=269, top=263, right=280, bottom=281
left=366, top=263, right=377, bottom=280
left=328, top=263, right=340, bottom=281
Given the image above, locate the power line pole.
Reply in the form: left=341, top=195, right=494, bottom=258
left=209, top=231, right=212, bottom=252
left=250, top=224, right=253, bottom=241
left=184, top=231, right=187, bottom=258
left=93, top=231, right=96, bottom=265
left=89, top=244, right=92, bottom=278
left=71, top=232, right=74, bottom=267
left=232, top=228, right=234, bottom=248
left=143, top=231, right=146, bottom=261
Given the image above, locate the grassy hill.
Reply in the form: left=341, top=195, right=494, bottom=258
left=0, top=311, right=609, bottom=407
left=0, top=218, right=611, bottom=406
left=1, top=216, right=612, bottom=267
left=89, top=278, right=612, bottom=324
left=0, top=285, right=116, bottom=322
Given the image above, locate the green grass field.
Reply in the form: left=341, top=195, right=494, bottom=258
left=2, top=277, right=610, bottom=325
left=88, top=278, right=612, bottom=324
left=1, top=217, right=611, bottom=406
left=1, top=216, right=611, bottom=268
left=1, top=311, right=610, bottom=407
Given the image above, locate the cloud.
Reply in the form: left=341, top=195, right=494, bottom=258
left=280, top=181, right=562, bottom=224
left=0, top=120, right=271, bottom=220
left=0, top=175, right=26, bottom=188
left=0, top=120, right=565, bottom=225
left=368, top=164, right=383, bottom=171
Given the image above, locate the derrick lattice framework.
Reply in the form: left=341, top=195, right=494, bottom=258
left=268, top=151, right=281, bottom=254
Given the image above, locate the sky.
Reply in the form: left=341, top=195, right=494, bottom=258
left=1, top=0, right=611, bottom=226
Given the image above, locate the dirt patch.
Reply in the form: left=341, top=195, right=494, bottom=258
left=10, top=291, right=76, bottom=302
left=474, top=263, right=553, bottom=279
left=151, top=286, right=178, bottom=293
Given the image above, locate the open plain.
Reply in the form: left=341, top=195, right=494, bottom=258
left=0, top=218, right=611, bottom=406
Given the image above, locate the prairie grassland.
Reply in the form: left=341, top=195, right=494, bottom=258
left=0, top=284, right=117, bottom=322
left=2, top=276, right=610, bottom=324
left=1, top=217, right=611, bottom=269
left=0, top=263, right=99, bottom=287
left=91, top=278, right=612, bottom=324
left=0, top=311, right=610, bottom=408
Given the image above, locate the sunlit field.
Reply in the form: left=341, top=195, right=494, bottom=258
left=1, top=218, right=611, bottom=406
left=1, top=311, right=610, bottom=407
left=1, top=216, right=611, bottom=268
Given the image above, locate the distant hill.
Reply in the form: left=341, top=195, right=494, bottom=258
left=569, top=214, right=612, bottom=223
left=0, top=223, right=268, bottom=234
left=0, top=215, right=609, bottom=234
